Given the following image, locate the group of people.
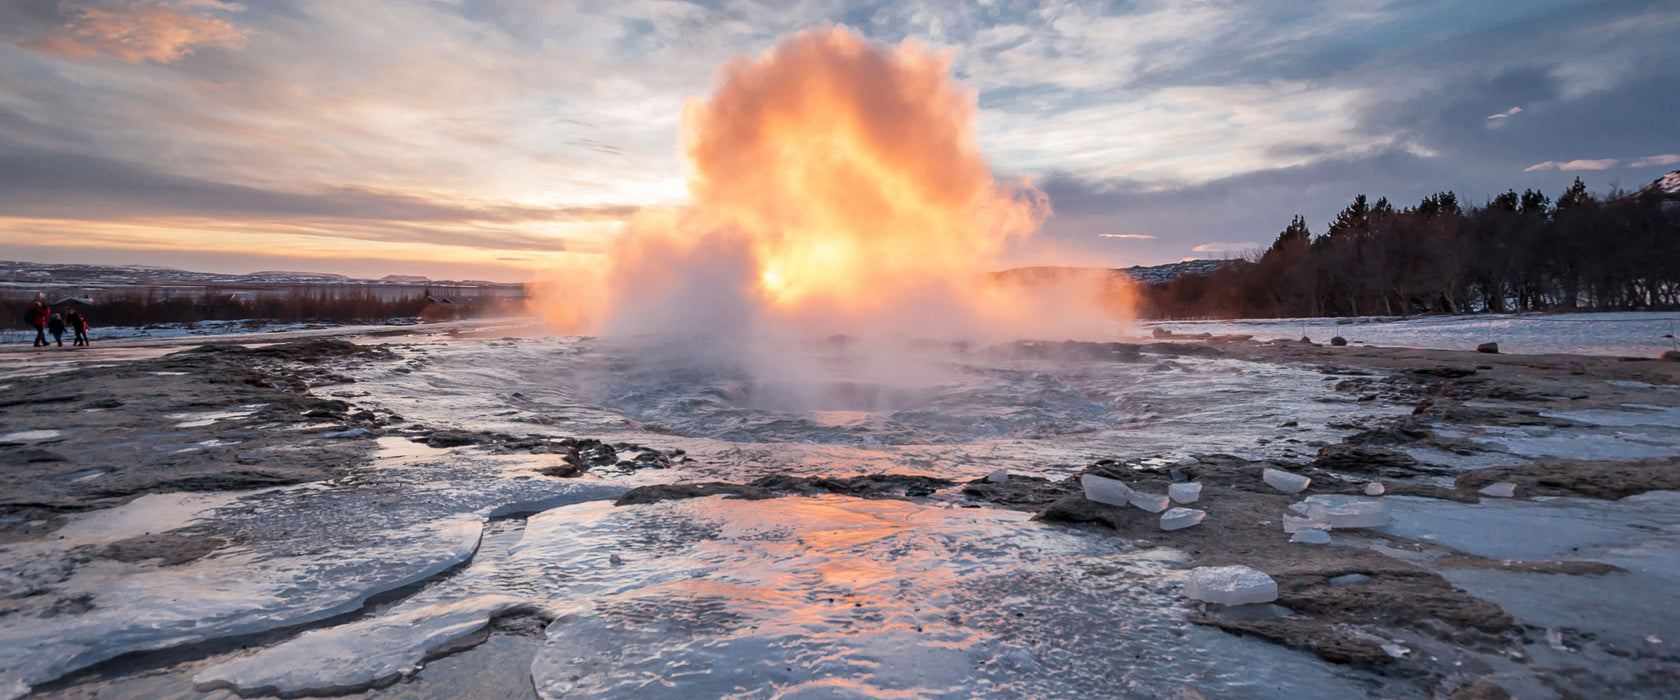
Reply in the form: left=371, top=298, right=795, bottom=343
left=27, top=301, right=90, bottom=348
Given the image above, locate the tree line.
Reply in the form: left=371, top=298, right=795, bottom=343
left=1135, top=177, right=1680, bottom=318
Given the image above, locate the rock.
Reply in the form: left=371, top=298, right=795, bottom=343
left=1662, top=350, right=1680, bottom=362
left=1479, top=482, right=1517, bottom=498
left=1184, top=566, right=1277, bottom=606
left=1151, top=327, right=1173, bottom=338
left=1330, top=336, right=1348, bottom=346
left=1364, top=481, right=1385, bottom=496
left=1262, top=468, right=1311, bottom=494
left=1081, top=473, right=1132, bottom=507
left=1168, top=482, right=1201, bottom=504
left=1477, top=342, right=1499, bottom=354
left=1311, top=444, right=1419, bottom=476
left=1328, top=573, right=1370, bottom=587
left=1160, top=507, right=1205, bottom=531
left=1130, top=491, right=1171, bottom=513
left=985, top=469, right=1009, bottom=484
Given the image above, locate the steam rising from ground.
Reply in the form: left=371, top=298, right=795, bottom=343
left=533, top=27, right=1133, bottom=408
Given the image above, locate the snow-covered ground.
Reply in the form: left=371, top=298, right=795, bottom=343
left=1144, top=311, right=1680, bottom=357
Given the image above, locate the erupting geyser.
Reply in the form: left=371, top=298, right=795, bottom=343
left=538, top=25, right=1131, bottom=342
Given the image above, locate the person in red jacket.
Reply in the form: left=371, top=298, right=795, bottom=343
left=27, top=301, right=48, bottom=347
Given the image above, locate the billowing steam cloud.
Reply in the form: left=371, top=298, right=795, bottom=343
left=537, top=25, right=1131, bottom=345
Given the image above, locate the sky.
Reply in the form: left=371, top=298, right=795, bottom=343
left=1, top=0, right=1676, bottom=281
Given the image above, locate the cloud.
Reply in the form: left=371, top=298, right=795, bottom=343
left=18, top=0, right=248, bottom=63
left=1097, top=233, right=1153, bottom=239
left=1524, top=154, right=1680, bottom=172
left=1484, top=105, right=1522, bottom=128
left=1191, top=242, right=1260, bottom=254
left=1630, top=154, right=1680, bottom=168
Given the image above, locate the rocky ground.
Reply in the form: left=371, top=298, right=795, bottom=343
left=1, top=335, right=1676, bottom=699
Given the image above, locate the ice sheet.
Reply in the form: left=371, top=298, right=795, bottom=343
left=0, top=517, right=483, bottom=699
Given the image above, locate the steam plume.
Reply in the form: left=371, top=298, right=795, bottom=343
left=537, top=25, right=1131, bottom=344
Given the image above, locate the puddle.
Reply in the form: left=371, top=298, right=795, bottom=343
left=0, top=429, right=68, bottom=444
left=168, top=404, right=268, bottom=428
left=54, top=491, right=252, bottom=539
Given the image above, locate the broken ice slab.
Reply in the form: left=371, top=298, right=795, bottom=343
left=1364, top=482, right=1385, bottom=496
left=1283, top=515, right=1326, bottom=534
left=1479, top=482, right=1517, bottom=498
left=1184, top=565, right=1278, bottom=606
left=194, top=594, right=535, bottom=696
left=1290, top=528, right=1330, bottom=544
left=1160, top=507, right=1205, bottom=531
left=1168, top=482, right=1201, bottom=504
left=1325, top=499, right=1390, bottom=529
left=1081, top=474, right=1132, bottom=507
left=1263, top=468, right=1310, bottom=494
left=1176, top=456, right=1200, bottom=466
left=985, top=469, right=1009, bottom=484
left=1130, top=491, right=1171, bottom=513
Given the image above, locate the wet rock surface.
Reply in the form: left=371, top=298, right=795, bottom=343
left=615, top=473, right=958, bottom=506
left=1453, top=457, right=1680, bottom=500
left=0, top=339, right=399, bottom=519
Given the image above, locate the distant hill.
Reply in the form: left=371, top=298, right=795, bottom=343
left=995, top=259, right=1243, bottom=287
left=0, top=261, right=518, bottom=289
left=1630, top=170, right=1680, bottom=202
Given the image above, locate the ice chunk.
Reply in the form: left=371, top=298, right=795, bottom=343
left=1168, top=482, right=1201, bottom=504
left=194, top=595, right=533, bottom=696
left=1364, top=482, right=1385, bottom=496
left=1263, top=468, right=1310, bottom=494
left=1184, top=566, right=1277, bottom=606
left=319, top=427, right=369, bottom=439
left=985, top=469, right=1009, bottom=484
left=1130, top=491, right=1171, bottom=513
left=1159, top=507, right=1204, bottom=531
left=1290, top=528, right=1330, bottom=544
left=1479, top=482, right=1517, bottom=498
left=1325, top=499, right=1390, bottom=529
left=1080, top=474, right=1132, bottom=507
left=1176, top=456, right=1200, bottom=466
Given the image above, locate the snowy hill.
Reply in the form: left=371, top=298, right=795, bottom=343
left=1119, top=259, right=1242, bottom=285
left=993, top=259, right=1243, bottom=288
left=1631, top=170, right=1680, bottom=201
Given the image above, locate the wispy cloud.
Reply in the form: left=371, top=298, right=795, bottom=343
left=1524, top=154, right=1680, bottom=172
left=1484, top=105, right=1522, bottom=127
left=18, top=0, right=248, bottom=63
left=1630, top=154, right=1680, bottom=168
left=1191, top=242, right=1259, bottom=254
left=1098, top=233, right=1153, bottom=239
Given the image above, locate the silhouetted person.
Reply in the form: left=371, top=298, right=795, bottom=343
left=66, top=309, right=89, bottom=346
left=27, top=301, right=48, bottom=347
left=47, top=312, right=65, bottom=347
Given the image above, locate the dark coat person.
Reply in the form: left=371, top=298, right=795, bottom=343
left=47, top=313, right=65, bottom=347
left=66, top=309, right=89, bottom=346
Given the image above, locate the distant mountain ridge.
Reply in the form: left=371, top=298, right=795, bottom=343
left=1631, top=170, right=1680, bottom=201
left=0, top=261, right=519, bottom=289
left=996, top=259, right=1242, bottom=286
